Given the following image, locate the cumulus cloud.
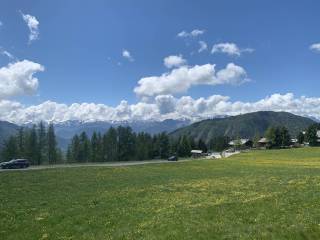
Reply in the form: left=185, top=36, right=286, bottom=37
left=155, top=95, right=177, bottom=114
left=0, top=60, right=44, bottom=99
left=198, top=41, right=208, bottom=53
left=2, top=93, right=320, bottom=124
left=211, top=42, right=254, bottom=56
left=177, top=29, right=205, bottom=38
left=310, top=43, right=320, bottom=53
left=122, top=49, right=134, bottom=62
left=21, top=12, right=39, bottom=43
left=134, top=63, right=249, bottom=97
left=163, top=55, right=187, bottom=68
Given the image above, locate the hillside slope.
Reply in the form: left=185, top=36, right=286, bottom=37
left=170, top=111, right=315, bottom=142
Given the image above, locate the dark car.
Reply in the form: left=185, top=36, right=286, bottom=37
left=0, top=159, right=30, bottom=169
left=168, top=156, right=178, bottom=161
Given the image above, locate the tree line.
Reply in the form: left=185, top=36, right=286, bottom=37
left=1, top=122, right=62, bottom=164
left=66, top=127, right=210, bottom=162
left=2, top=123, right=319, bottom=164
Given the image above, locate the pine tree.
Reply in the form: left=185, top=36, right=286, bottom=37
left=26, top=125, right=38, bottom=165
left=96, top=133, right=104, bottom=162
left=103, top=127, right=118, bottom=161
left=117, top=126, right=136, bottom=161
left=2, top=136, right=18, bottom=161
left=90, top=132, right=99, bottom=162
left=306, top=124, right=319, bottom=146
left=209, top=136, right=230, bottom=152
left=197, top=139, right=208, bottom=153
left=297, top=132, right=305, bottom=144
left=37, top=121, right=47, bottom=164
left=158, top=132, right=170, bottom=159
left=71, top=134, right=80, bottom=162
left=17, top=127, right=25, bottom=158
left=47, top=123, right=57, bottom=164
left=66, top=144, right=73, bottom=163
left=178, top=135, right=191, bottom=157
left=79, top=132, right=90, bottom=162
left=136, top=132, right=149, bottom=160
left=280, top=126, right=291, bottom=147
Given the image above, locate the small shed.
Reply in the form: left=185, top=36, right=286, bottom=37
left=191, top=150, right=203, bottom=158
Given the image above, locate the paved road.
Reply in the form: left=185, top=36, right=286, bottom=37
left=0, top=159, right=189, bottom=172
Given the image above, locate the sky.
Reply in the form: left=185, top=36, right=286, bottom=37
left=1, top=0, right=320, bottom=124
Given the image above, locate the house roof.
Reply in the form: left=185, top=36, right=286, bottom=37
left=229, top=139, right=250, bottom=146
left=191, top=150, right=203, bottom=154
left=258, top=137, right=269, bottom=143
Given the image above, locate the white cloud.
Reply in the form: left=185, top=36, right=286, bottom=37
left=0, top=21, right=3, bottom=27
left=0, top=60, right=44, bottom=99
left=134, top=63, right=249, bottom=97
left=163, top=55, right=187, bottom=68
left=122, top=49, right=134, bottom=62
left=21, top=12, right=39, bottom=43
left=310, top=43, right=320, bottom=53
left=2, top=93, right=320, bottom=124
left=211, top=42, right=254, bottom=56
left=198, top=41, right=208, bottom=53
left=0, top=49, right=15, bottom=60
left=177, top=29, right=205, bottom=38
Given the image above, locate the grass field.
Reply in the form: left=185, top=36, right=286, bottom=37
left=1, top=148, right=320, bottom=239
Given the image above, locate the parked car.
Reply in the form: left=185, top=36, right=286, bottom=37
left=168, top=156, right=178, bottom=161
left=0, top=159, right=30, bottom=169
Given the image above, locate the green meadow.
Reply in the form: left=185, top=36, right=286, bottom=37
left=1, top=148, right=320, bottom=239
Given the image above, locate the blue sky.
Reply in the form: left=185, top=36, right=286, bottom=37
left=1, top=0, right=320, bottom=123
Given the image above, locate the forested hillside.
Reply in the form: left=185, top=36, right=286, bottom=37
left=170, top=111, right=315, bottom=143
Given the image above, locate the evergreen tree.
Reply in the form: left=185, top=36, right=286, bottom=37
left=280, top=126, right=291, bottom=147
left=37, top=121, right=47, bottom=164
left=26, top=125, right=38, bottom=165
left=79, top=131, right=90, bottom=162
left=117, top=126, right=136, bottom=161
left=66, top=144, right=73, bottom=163
left=136, top=132, right=150, bottom=160
left=103, top=127, right=118, bottom=161
left=96, top=132, right=104, bottom=162
left=305, top=124, right=319, bottom=146
left=71, top=134, right=80, bottom=162
left=1, top=136, right=18, bottom=161
left=197, top=139, right=208, bottom=153
left=297, top=131, right=305, bottom=144
left=177, top=135, right=191, bottom=157
left=47, top=123, right=57, bottom=164
left=90, top=132, right=99, bottom=162
left=209, top=136, right=230, bottom=152
left=158, top=132, right=170, bottom=159
left=17, top=127, right=25, bottom=158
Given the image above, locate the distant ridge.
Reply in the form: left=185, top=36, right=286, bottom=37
left=169, top=111, right=316, bottom=142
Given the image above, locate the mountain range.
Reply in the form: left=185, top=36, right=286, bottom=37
left=0, top=111, right=316, bottom=150
left=6, top=119, right=190, bottom=150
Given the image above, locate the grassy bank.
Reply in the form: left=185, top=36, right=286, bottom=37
left=1, top=148, right=320, bottom=239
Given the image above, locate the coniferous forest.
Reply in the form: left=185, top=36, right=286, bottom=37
left=1, top=124, right=217, bottom=164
